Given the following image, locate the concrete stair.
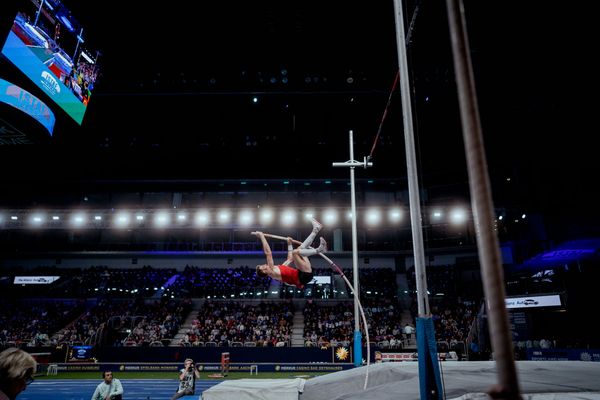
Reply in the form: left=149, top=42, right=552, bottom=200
left=170, top=299, right=203, bottom=346
left=291, top=309, right=305, bottom=347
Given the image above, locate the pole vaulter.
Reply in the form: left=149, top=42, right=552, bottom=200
left=254, top=232, right=372, bottom=390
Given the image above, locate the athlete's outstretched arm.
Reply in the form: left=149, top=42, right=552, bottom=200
left=255, top=231, right=275, bottom=268
left=281, top=237, right=296, bottom=266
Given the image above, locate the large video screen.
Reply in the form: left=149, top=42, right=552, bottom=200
left=1, top=0, right=100, bottom=125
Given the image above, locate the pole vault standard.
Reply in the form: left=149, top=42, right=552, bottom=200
left=332, top=129, right=372, bottom=368
left=257, top=232, right=371, bottom=390
left=392, top=0, right=443, bottom=397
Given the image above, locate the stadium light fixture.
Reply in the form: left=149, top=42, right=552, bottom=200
left=365, top=208, right=382, bottom=226
left=114, top=211, right=130, bottom=228
left=323, top=208, right=339, bottom=226
left=217, top=209, right=231, bottom=225
left=259, top=208, right=274, bottom=226
left=238, top=209, right=254, bottom=226
left=388, top=208, right=403, bottom=224
left=71, top=212, right=87, bottom=228
left=449, top=207, right=467, bottom=225
left=194, top=210, right=210, bottom=227
left=154, top=210, right=170, bottom=228
left=280, top=209, right=297, bottom=227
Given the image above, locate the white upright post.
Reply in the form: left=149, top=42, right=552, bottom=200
left=33, top=0, right=44, bottom=26
left=73, top=28, right=84, bottom=62
left=333, top=129, right=372, bottom=367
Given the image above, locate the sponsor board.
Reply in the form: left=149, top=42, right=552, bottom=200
left=274, top=365, right=346, bottom=372
left=14, top=276, right=60, bottom=284
left=527, top=349, right=600, bottom=362
left=56, top=363, right=353, bottom=373
left=58, top=365, right=101, bottom=371
left=119, top=365, right=179, bottom=371
left=505, top=294, right=561, bottom=309
left=378, top=352, right=458, bottom=362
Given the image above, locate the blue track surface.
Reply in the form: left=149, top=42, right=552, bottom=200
left=20, top=379, right=221, bottom=400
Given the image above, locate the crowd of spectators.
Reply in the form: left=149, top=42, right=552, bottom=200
left=179, top=301, right=294, bottom=347
left=302, top=298, right=405, bottom=348
left=1, top=264, right=398, bottom=301
left=0, top=266, right=177, bottom=298
left=429, top=298, right=478, bottom=355
left=119, top=298, right=190, bottom=346
left=53, top=298, right=191, bottom=346
left=342, top=268, right=398, bottom=299
left=0, top=262, right=482, bottom=357
left=167, top=266, right=271, bottom=299
left=55, top=266, right=177, bottom=298
left=0, top=300, right=85, bottom=347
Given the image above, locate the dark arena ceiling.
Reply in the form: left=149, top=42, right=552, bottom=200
left=0, top=0, right=597, bottom=233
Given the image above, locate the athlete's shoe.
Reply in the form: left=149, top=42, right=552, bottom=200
left=316, top=237, right=327, bottom=253
left=298, top=237, right=327, bottom=257
left=310, top=217, right=323, bottom=232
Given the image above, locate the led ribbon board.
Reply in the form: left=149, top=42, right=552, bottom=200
left=0, top=78, right=55, bottom=134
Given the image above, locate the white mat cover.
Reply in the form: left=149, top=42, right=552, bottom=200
left=202, top=378, right=306, bottom=400
left=301, top=361, right=600, bottom=400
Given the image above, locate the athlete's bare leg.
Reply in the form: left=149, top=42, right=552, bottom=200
left=292, top=249, right=313, bottom=273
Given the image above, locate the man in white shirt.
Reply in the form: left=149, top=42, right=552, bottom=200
left=404, top=323, right=415, bottom=342
left=91, top=371, right=123, bottom=400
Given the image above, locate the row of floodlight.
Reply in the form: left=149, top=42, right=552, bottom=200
left=0, top=206, right=473, bottom=229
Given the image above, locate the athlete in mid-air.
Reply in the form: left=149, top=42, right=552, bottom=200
left=254, top=218, right=327, bottom=289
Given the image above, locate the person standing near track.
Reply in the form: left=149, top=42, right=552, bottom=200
left=91, top=371, right=123, bottom=400
left=254, top=218, right=327, bottom=289
left=171, top=358, right=200, bottom=400
left=0, top=347, right=36, bottom=400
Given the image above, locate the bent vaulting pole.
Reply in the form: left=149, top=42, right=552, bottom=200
left=318, top=252, right=371, bottom=390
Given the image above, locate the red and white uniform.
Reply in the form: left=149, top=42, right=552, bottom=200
left=278, top=264, right=303, bottom=288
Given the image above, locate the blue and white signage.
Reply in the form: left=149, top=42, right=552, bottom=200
left=505, top=294, right=561, bottom=309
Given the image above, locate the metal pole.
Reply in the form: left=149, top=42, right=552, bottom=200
left=333, top=129, right=373, bottom=367
left=393, top=1, right=444, bottom=398
left=73, top=28, right=84, bottom=62
left=33, top=0, right=44, bottom=26
left=348, top=131, right=360, bottom=336
left=393, top=0, right=429, bottom=317
left=445, top=0, right=521, bottom=398
left=93, top=50, right=101, bottom=75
